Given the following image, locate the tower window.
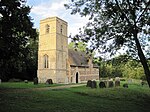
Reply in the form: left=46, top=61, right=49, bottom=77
left=60, top=25, right=62, bottom=34
left=45, top=24, right=50, bottom=33
left=44, top=54, right=49, bottom=68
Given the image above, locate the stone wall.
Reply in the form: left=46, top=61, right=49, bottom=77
left=37, top=16, right=99, bottom=84
left=70, top=66, right=99, bottom=83
left=37, top=17, right=68, bottom=83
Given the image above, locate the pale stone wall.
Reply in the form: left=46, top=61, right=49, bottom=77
left=37, top=16, right=99, bottom=84
left=70, top=66, right=99, bottom=83
left=56, top=70, right=68, bottom=83
left=38, top=17, right=68, bottom=83
left=38, top=69, right=57, bottom=83
left=38, top=51, right=56, bottom=69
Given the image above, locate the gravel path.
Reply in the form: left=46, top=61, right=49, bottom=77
left=34, top=83, right=86, bottom=90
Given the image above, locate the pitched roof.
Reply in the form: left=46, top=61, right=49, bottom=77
left=68, top=49, right=88, bottom=66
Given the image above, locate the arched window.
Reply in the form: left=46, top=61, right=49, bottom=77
left=45, top=24, right=50, bottom=33
left=44, top=54, right=49, bottom=68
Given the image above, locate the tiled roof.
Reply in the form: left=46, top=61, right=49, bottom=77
left=68, top=49, right=88, bottom=66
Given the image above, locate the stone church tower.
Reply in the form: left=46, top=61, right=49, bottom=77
left=37, top=17, right=68, bottom=83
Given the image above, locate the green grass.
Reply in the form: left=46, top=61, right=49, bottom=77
left=0, top=81, right=150, bottom=112
left=0, top=82, right=64, bottom=89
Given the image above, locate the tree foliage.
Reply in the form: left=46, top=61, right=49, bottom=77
left=0, top=0, right=37, bottom=81
left=95, top=54, right=146, bottom=80
left=65, top=0, right=150, bottom=87
left=68, top=41, right=87, bottom=52
left=65, top=0, right=149, bottom=55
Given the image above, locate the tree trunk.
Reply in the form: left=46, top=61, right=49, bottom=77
left=133, top=30, right=150, bottom=87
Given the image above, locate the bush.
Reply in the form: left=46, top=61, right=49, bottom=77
left=120, top=78, right=126, bottom=81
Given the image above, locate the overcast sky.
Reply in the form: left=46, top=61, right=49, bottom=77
left=27, top=0, right=89, bottom=37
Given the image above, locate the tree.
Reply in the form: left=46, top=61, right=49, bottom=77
left=0, top=0, right=37, bottom=81
left=22, top=36, right=38, bottom=80
left=68, top=41, right=87, bottom=52
left=65, top=0, right=150, bottom=87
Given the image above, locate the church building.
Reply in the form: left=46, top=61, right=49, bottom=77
left=37, top=17, right=99, bottom=83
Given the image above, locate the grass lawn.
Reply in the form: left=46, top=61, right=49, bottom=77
left=0, top=81, right=150, bottom=112
left=0, top=82, right=64, bottom=89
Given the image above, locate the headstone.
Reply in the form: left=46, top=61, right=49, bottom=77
left=123, top=83, right=128, bottom=88
left=24, top=80, right=28, bottom=83
left=33, top=77, right=38, bottom=85
left=115, top=77, right=120, bottom=87
left=99, top=81, right=106, bottom=88
left=115, top=77, right=120, bottom=81
left=128, top=79, right=132, bottom=84
left=109, top=78, right=113, bottom=81
left=91, top=80, right=97, bottom=88
left=115, top=81, right=120, bottom=87
left=46, top=79, right=53, bottom=84
left=0, top=79, right=1, bottom=84
left=104, top=80, right=108, bottom=87
left=141, top=81, right=144, bottom=86
left=141, top=81, right=147, bottom=86
left=86, top=80, right=92, bottom=87
left=108, top=81, right=114, bottom=88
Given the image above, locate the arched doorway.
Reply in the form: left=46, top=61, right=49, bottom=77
left=76, top=72, right=78, bottom=83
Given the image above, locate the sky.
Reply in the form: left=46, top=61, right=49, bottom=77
left=26, top=0, right=113, bottom=58
left=26, top=0, right=150, bottom=59
left=26, top=0, right=89, bottom=37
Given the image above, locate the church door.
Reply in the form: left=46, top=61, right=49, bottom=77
left=76, top=72, right=78, bottom=83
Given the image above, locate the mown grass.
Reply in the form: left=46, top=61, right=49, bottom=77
left=0, top=82, right=65, bottom=89
left=0, top=81, right=150, bottom=112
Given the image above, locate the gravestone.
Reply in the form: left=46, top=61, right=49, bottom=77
left=128, top=79, right=132, bottom=84
left=141, top=81, right=147, bottom=86
left=123, top=83, right=128, bottom=88
left=99, top=81, right=106, bottom=88
left=33, top=77, right=38, bottom=85
left=0, top=79, right=1, bottom=84
left=86, top=80, right=92, bottom=87
left=115, top=77, right=120, bottom=81
left=109, top=78, right=113, bottom=81
left=24, top=80, right=28, bottom=83
left=91, top=80, right=97, bottom=88
left=46, top=79, right=53, bottom=84
left=141, top=81, right=144, bottom=86
left=115, top=77, right=120, bottom=87
left=115, top=81, right=120, bottom=87
left=108, top=81, right=114, bottom=88
left=104, top=80, right=108, bottom=87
